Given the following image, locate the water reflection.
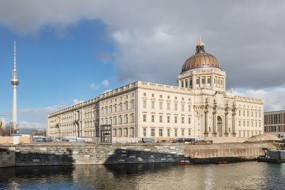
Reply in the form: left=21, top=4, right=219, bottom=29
left=0, top=162, right=285, bottom=190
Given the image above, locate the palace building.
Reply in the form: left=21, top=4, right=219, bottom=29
left=47, top=40, right=264, bottom=143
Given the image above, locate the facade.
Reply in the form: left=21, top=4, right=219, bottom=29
left=264, top=110, right=285, bottom=138
left=47, top=40, right=264, bottom=143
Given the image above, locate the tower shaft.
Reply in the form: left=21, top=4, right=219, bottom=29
left=11, top=41, right=19, bottom=132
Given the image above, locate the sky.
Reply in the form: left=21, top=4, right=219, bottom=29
left=0, top=0, right=285, bottom=130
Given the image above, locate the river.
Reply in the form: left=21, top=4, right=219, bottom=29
left=0, top=162, right=284, bottom=190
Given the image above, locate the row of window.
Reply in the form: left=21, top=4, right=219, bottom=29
left=143, top=100, right=192, bottom=112
left=143, top=113, right=191, bottom=124
left=264, top=125, right=285, bottom=132
left=264, top=113, right=285, bottom=125
left=102, top=93, right=135, bottom=105
left=143, top=93, right=191, bottom=102
left=101, top=100, right=135, bottom=114
left=112, top=127, right=134, bottom=137
left=238, top=120, right=262, bottom=127
left=238, top=110, right=262, bottom=118
left=101, top=114, right=135, bottom=125
left=142, top=127, right=191, bottom=137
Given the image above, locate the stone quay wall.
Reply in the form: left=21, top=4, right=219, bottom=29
left=0, top=142, right=275, bottom=167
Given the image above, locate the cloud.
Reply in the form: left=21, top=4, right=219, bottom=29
left=1, top=0, right=285, bottom=90
left=72, top=99, right=84, bottom=105
left=18, top=105, right=65, bottom=129
left=102, top=80, right=110, bottom=87
left=235, top=87, right=285, bottom=112
left=90, top=79, right=110, bottom=90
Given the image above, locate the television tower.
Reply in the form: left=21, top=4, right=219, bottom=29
left=11, top=41, right=20, bottom=133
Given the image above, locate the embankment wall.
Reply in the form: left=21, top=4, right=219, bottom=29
left=0, top=142, right=275, bottom=167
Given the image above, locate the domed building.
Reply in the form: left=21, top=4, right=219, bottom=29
left=47, top=40, right=264, bottom=143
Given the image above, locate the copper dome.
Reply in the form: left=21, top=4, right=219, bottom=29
left=181, top=42, right=220, bottom=73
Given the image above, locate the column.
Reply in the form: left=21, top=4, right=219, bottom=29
left=204, top=110, right=208, bottom=134
left=225, top=112, right=228, bottom=136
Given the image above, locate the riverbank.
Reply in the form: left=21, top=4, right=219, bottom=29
left=0, top=142, right=275, bottom=167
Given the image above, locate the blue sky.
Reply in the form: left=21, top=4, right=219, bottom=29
left=1, top=1, right=285, bottom=129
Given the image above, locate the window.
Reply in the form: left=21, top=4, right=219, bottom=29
left=167, top=129, right=170, bottom=136
left=175, top=129, right=178, bottom=137
left=188, top=129, right=191, bottom=136
left=174, top=116, right=177, bottom=123
left=151, top=128, right=155, bottom=136
left=125, top=101, right=128, bottom=110
left=181, top=129, right=185, bottom=136
left=196, top=78, right=200, bottom=84
left=207, top=77, right=211, bottom=83
left=131, top=114, right=134, bottom=123
left=159, top=129, right=163, bottom=136
left=125, top=114, right=128, bottom=123
left=159, top=102, right=163, bottom=110
left=143, top=128, right=147, bottom=136
left=181, top=104, right=185, bottom=112
left=124, top=128, right=128, bottom=137
left=181, top=117, right=184, bottom=124
left=188, top=117, right=191, bottom=124
left=151, top=101, right=155, bottom=109
left=188, top=105, right=191, bottom=112
left=143, top=114, right=146, bottom=122
left=175, top=103, right=177, bottom=111
left=159, top=115, right=163, bottom=123
left=167, top=103, right=170, bottom=110
left=151, top=115, right=155, bottom=122
left=167, top=116, right=170, bottom=123
left=143, top=100, right=147, bottom=109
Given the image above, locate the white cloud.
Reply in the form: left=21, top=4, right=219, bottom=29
left=18, top=105, right=65, bottom=129
left=1, top=1, right=285, bottom=89
left=90, top=83, right=99, bottom=90
left=102, top=80, right=110, bottom=87
left=72, top=99, right=84, bottom=105
left=90, top=79, right=110, bottom=90
left=235, top=87, right=285, bottom=112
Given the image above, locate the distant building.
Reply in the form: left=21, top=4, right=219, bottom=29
left=47, top=40, right=264, bottom=143
left=264, top=110, right=285, bottom=138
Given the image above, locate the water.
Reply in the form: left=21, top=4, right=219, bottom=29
left=0, top=162, right=285, bottom=190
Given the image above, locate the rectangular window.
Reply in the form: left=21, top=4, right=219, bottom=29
left=188, top=129, right=191, bottom=136
left=174, top=116, right=177, bottom=123
left=151, top=101, right=155, bottom=109
left=196, top=78, right=200, bottom=84
left=151, top=115, right=155, bottom=122
left=151, top=128, right=155, bottom=136
left=181, top=129, right=185, bottom=136
left=159, top=129, right=163, bottom=136
left=207, top=77, right=211, bottom=83
left=181, top=104, right=185, bottom=112
left=143, top=100, right=147, bottom=109
left=167, top=129, right=170, bottom=137
left=143, top=128, right=147, bottom=136
left=188, top=105, right=191, bottom=112
left=167, top=116, right=170, bottom=123
left=181, top=117, right=184, bottom=124
left=159, top=102, right=163, bottom=110
left=167, top=103, right=170, bottom=110
left=188, top=117, right=191, bottom=124
left=175, top=129, right=178, bottom=137
left=175, top=103, right=177, bottom=111
left=143, top=114, right=146, bottom=122
left=159, top=115, right=163, bottom=123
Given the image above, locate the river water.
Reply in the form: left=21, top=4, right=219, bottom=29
left=0, top=162, right=284, bottom=190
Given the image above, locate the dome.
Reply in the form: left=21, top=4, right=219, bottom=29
left=181, top=41, right=220, bottom=73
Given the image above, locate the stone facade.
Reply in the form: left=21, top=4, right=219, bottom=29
left=47, top=41, right=264, bottom=143
left=0, top=143, right=275, bottom=167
